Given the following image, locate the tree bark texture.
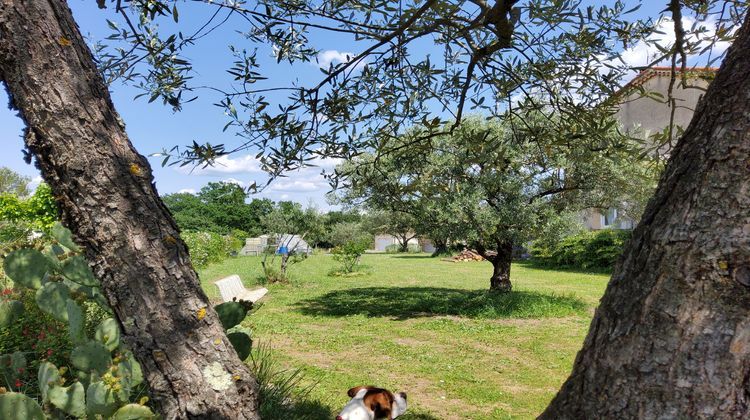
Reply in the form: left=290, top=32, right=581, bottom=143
left=0, top=1, right=260, bottom=418
left=543, top=11, right=750, bottom=419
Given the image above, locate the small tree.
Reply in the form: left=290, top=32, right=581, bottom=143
left=329, top=222, right=372, bottom=274
left=338, top=116, right=656, bottom=291
left=259, top=202, right=318, bottom=281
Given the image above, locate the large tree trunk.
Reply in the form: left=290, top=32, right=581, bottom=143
left=488, top=242, right=513, bottom=292
left=0, top=1, right=260, bottom=418
left=542, top=11, right=750, bottom=418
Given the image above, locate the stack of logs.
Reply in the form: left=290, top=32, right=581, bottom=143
left=447, top=249, right=485, bottom=262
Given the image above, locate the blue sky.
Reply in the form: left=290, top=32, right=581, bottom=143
left=0, top=1, right=731, bottom=209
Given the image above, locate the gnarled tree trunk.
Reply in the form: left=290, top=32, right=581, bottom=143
left=477, top=241, right=513, bottom=292
left=543, top=11, right=750, bottom=418
left=0, top=1, right=260, bottom=418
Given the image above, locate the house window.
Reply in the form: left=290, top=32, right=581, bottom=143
left=602, top=208, right=617, bottom=227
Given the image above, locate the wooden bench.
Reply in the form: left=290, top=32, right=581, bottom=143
left=215, top=275, right=268, bottom=303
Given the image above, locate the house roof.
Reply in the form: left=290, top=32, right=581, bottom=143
left=612, top=66, right=719, bottom=102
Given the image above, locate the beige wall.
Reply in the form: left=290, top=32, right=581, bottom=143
left=616, top=69, right=713, bottom=150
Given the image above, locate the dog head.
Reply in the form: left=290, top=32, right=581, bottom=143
left=336, top=386, right=407, bottom=420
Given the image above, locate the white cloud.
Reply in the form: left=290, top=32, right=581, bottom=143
left=180, top=154, right=263, bottom=176
left=602, top=17, right=733, bottom=81
left=177, top=188, right=196, bottom=194
left=269, top=179, right=320, bottom=192
left=316, top=50, right=368, bottom=71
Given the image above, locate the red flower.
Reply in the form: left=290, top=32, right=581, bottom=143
left=38, top=332, right=46, bottom=340
left=1, top=288, right=11, bottom=296
left=17, top=367, right=24, bottom=374
left=47, top=349, right=53, bottom=357
left=14, top=379, right=21, bottom=389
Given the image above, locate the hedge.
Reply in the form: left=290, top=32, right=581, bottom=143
left=530, top=229, right=632, bottom=270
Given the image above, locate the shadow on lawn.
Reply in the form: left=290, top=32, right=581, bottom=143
left=296, top=287, right=587, bottom=320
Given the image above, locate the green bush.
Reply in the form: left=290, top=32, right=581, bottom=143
left=530, top=229, right=632, bottom=270
left=182, top=231, right=241, bottom=268
left=331, top=238, right=370, bottom=274
left=384, top=244, right=400, bottom=254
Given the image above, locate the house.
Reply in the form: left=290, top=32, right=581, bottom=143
left=582, top=66, right=717, bottom=231
left=373, top=234, right=435, bottom=253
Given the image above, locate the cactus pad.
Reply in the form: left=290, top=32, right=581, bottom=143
left=35, top=282, right=72, bottom=322
left=227, top=331, right=253, bottom=360
left=215, top=301, right=248, bottom=330
left=95, top=318, right=120, bottom=351
left=86, top=381, right=118, bottom=417
left=71, top=341, right=112, bottom=375
left=3, top=248, right=52, bottom=289
left=112, top=403, right=155, bottom=419
left=38, top=361, right=61, bottom=403
left=0, top=392, right=45, bottom=420
left=0, top=300, right=23, bottom=328
left=48, top=381, right=86, bottom=418
left=67, top=300, right=86, bottom=345
left=61, top=255, right=99, bottom=286
left=51, top=222, right=81, bottom=251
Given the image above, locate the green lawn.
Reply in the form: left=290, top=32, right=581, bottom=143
left=198, top=254, right=610, bottom=419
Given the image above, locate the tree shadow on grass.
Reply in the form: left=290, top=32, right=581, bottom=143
left=296, top=287, right=587, bottom=320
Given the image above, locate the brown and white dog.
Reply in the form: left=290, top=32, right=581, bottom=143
left=336, top=386, right=408, bottom=420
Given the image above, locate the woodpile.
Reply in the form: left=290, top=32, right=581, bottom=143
left=446, top=249, right=484, bottom=262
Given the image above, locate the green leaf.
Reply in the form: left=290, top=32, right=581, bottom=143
left=227, top=331, right=252, bottom=360
left=86, top=381, right=118, bottom=417
left=61, top=255, right=99, bottom=286
left=0, top=300, right=23, bottom=328
left=71, top=341, right=112, bottom=375
left=48, top=381, right=86, bottom=418
left=95, top=318, right=120, bottom=351
left=51, top=222, right=80, bottom=251
left=0, top=392, right=45, bottom=420
left=3, top=248, right=52, bottom=289
left=35, top=282, right=72, bottom=322
left=67, top=300, right=86, bottom=345
left=214, top=301, right=248, bottom=330
left=38, top=361, right=60, bottom=403
left=112, top=403, right=156, bottom=420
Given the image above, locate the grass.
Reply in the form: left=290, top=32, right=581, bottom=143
left=198, top=254, right=610, bottom=419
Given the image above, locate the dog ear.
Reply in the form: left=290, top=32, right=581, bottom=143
left=347, top=385, right=374, bottom=398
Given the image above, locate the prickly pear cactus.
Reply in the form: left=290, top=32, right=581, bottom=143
left=35, top=281, right=72, bottom=322
left=48, top=381, right=86, bottom=418
left=86, top=380, right=118, bottom=417
left=61, top=255, right=99, bottom=286
left=3, top=248, right=51, bottom=289
left=227, top=331, right=253, bottom=360
left=71, top=340, right=112, bottom=375
left=112, top=403, right=156, bottom=420
left=1, top=224, right=155, bottom=418
left=95, top=318, right=121, bottom=351
left=38, top=361, right=61, bottom=402
left=0, top=392, right=45, bottom=420
left=215, top=301, right=248, bottom=330
left=0, top=299, right=23, bottom=327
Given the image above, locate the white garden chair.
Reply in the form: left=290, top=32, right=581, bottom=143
left=214, top=275, right=268, bottom=303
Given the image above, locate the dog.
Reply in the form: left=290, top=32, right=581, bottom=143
left=336, top=385, right=407, bottom=420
